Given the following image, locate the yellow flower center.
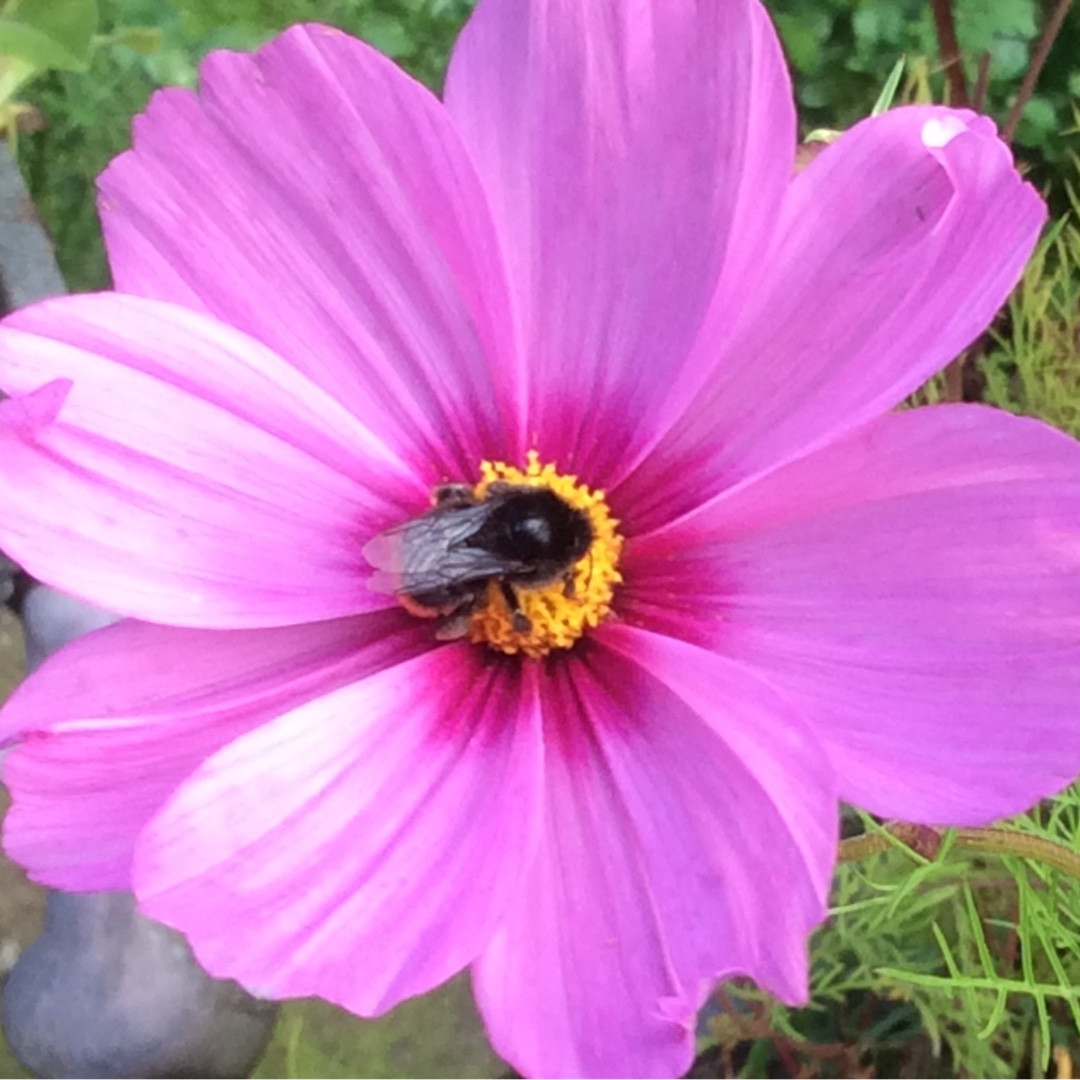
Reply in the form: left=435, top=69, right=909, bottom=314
left=469, top=452, right=623, bottom=658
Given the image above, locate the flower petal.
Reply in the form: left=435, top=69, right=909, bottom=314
left=1, top=610, right=429, bottom=890
left=133, top=646, right=543, bottom=1015
left=620, top=107, right=1046, bottom=530
left=99, top=24, right=520, bottom=477
left=628, top=405, right=1080, bottom=822
left=444, top=0, right=795, bottom=485
left=473, top=631, right=835, bottom=1079
left=0, top=294, right=418, bottom=627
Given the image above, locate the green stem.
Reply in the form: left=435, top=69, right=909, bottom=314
left=953, top=827, right=1080, bottom=878
left=838, top=823, right=1080, bottom=880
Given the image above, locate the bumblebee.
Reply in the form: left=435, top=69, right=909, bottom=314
left=363, top=483, right=593, bottom=638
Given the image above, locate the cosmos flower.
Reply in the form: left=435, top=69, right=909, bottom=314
left=1, top=0, right=1079, bottom=1075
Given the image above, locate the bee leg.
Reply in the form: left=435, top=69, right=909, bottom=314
left=433, top=484, right=476, bottom=510
left=434, top=611, right=472, bottom=641
left=562, top=569, right=577, bottom=599
left=499, top=580, right=532, bottom=635
left=433, top=594, right=480, bottom=640
left=568, top=552, right=593, bottom=599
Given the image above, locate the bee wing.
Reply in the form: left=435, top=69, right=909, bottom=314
left=362, top=505, right=516, bottom=597
left=361, top=527, right=415, bottom=596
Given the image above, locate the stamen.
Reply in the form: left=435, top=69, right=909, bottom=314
left=469, top=451, right=623, bottom=658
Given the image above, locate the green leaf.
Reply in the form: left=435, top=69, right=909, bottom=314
left=851, top=1, right=906, bottom=51
left=991, top=36, right=1031, bottom=80
left=773, top=12, right=823, bottom=73
left=111, top=25, right=163, bottom=55
left=357, top=12, right=414, bottom=58
left=0, top=53, right=34, bottom=103
left=1013, top=94, right=1059, bottom=149
left=870, top=55, right=906, bottom=115
left=804, top=126, right=842, bottom=144
left=0, top=0, right=98, bottom=72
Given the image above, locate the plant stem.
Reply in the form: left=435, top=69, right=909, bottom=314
left=929, top=0, right=968, bottom=105
left=942, top=352, right=966, bottom=402
left=1002, top=0, right=1075, bottom=143
left=838, top=822, right=1080, bottom=880
left=928, top=0, right=970, bottom=401
left=953, top=826, right=1080, bottom=877
left=972, top=50, right=992, bottom=112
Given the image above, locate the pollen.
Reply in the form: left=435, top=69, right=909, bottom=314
left=469, top=451, right=624, bottom=659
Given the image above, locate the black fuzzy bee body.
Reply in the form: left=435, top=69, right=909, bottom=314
left=363, top=484, right=593, bottom=637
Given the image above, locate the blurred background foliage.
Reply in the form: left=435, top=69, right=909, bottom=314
left=773, top=0, right=1079, bottom=163
left=10, top=0, right=1080, bottom=292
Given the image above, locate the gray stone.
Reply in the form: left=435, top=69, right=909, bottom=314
left=2, top=891, right=279, bottom=1079
left=0, top=147, right=65, bottom=312
left=20, top=586, right=118, bottom=673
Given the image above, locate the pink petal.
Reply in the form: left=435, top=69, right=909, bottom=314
left=473, top=630, right=835, bottom=1079
left=0, top=293, right=420, bottom=627
left=628, top=405, right=1080, bottom=822
left=132, top=646, right=543, bottom=1015
left=620, top=107, right=1047, bottom=531
left=1, top=610, right=429, bottom=890
left=444, top=0, right=795, bottom=485
left=99, top=24, right=520, bottom=479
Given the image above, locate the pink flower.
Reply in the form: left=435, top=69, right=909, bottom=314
left=0, top=1, right=1077, bottom=1075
